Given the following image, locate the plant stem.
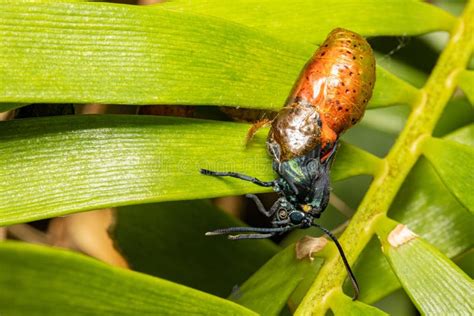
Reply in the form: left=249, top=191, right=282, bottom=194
left=295, top=2, right=474, bottom=315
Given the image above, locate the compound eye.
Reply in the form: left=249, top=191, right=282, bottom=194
left=278, top=209, right=288, bottom=219
left=289, top=211, right=305, bottom=224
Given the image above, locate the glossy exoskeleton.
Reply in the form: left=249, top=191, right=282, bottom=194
left=201, top=28, right=376, bottom=300
left=201, top=115, right=360, bottom=298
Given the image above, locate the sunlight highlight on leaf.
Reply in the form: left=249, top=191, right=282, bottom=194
left=0, top=115, right=375, bottom=226
left=0, top=1, right=418, bottom=109
left=161, top=0, right=455, bottom=44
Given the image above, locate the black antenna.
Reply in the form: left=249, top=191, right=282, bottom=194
left=312, top=222, right=360, bottom=300
left=206, top=224, right=302, bottom=240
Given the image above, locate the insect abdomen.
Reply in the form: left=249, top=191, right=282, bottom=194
left=290, top=28, right=376, bottom=146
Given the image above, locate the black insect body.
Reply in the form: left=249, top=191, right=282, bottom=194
left=200, top=119, right=360, bottom=298
left=201, top=28, right=376, bottom=300
left=201, top=142, right=333, bottom=239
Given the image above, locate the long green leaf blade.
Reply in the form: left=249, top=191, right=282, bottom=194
left=353, top=126, right=474, bottom=304
left=445, top=124, right=474, bottom=146
left=331, top=141, right=383, bottom=181
left=0, top=242, right=257, bottom=315
left=0, top=115, right=374, bottom=226
left=232, top=244, right=321, bottom=316
left=381, top=235, right=474, bottom=315
left=330, top=291, right=388, bottom=315
left=422, top=136, right=474, bottom=212
left=112, top=200, right=278, bottom=297
left=161, top=0, right=455, bottom=44
left=0, top=103, right=28, bottom=112
left=370, top=67, right=421, bottom=108
left=0, top=1, right=418, bottom=108
left=458, top=70, right=474, bottom=104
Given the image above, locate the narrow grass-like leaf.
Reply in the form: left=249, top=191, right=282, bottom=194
left=422, top=136, right=474, bottom=212
left=352, top=126, right=474, bottom=303
left=354, top=155, right=473, bottom=303
left=161, top=0, right=455, bottom=44
left=330, top=291, right=388, bottom=315
left=331, top=141, right=383, bottom=181
left=350, top=238, right=401, bottom=304
left=0, top=1, right=303, bottom=107
left=459, top=70, right=474, bottom=104
left=370, top=67, right=421, bottom=108
left=0, top=103, right=28, bottom=112
left=1, top=1, right=417, bottom=109
left=0, top=242, right=257, bottom=316
left=231, top=245, right=321, bottom=316
left=433, top=99, right=474, bottom=137
left=381, top=236, right=474, bottom=315
left=112, top=200, right=278, bottom=297
left=0, top=115, right=270, bottom=225
left=0, top=115, right=375, bottom=226
left=445, top=123, right=473, bottom=146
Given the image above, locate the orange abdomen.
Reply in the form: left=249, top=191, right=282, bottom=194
left=290, top=28, right=376, bottom=147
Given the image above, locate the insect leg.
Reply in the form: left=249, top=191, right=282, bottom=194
left=271, top=220, right=290, bottom=226
left=321, top=140, right=339, bottom=165
left=245, top=194, right=276, bottom=217
left=246, top=118, right=271, bottom=145
left=228, top=233, right=274, bottom=240
left=200, top=169, right=275, bottom=187
left=206, top=226, right=293, bottom=235
left=312, top=222, right=360, bottom=300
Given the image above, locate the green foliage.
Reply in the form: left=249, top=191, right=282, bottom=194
left=0, top=0, right=472, bottom=315
left=353, top=126, right=474, bottom=303
left=0, top=1, right=421, bottom=109
left=230, top=245, right=321, bottom=315
left=381, top=236, right=473, bottom=315
left=0, top=115, right=368, bottom=226
left=0, top=242, right=257, bottom=316
left=113, top=200, right=278, bottom=296
left=330, top=292, right=389, bottom=316
left=423, top=136, right=474, bottom=212
left=160, top=0, right=455, bottom=43
left=458, top=70, right=474, bottom=104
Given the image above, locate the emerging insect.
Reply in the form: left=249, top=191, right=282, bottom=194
left=201, top=28, right=376, bottom=300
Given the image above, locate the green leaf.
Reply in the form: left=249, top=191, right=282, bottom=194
left=422, top=136, right=474, bottom=212
left=381, top=236, right=474, bottom=315
left=112, top=200, right=278, bottom=297
left=444, top=123, right=474, bottom=146
left=391, top=146, right=473, bottom=259
left=433, top=98, right=474, bottom=137
left=0, top=103, right=27, bottom=112
left=331, top=141, right=383, bottom=181
left=351, top=238, right=401, bottom=304
left=353, top=126, right=473, bottom=303
left=459, top=70, right=474, bottom=105
left=0, top=242, right=257, bottom=316
left=369, top=67, right=421, bottom=108
left=160, top=0, right=455, bottom=44
left=0, top=115, right=375, bottom=226
left=1, top=1, right=417, bottom=109
left=0, top=1, right=303, bottom=107
left=374, top=51, right=428, bottom=89
left=355, top=158, right=473, bottom=303
left=231, top=244, right=321, bottom=316
left=330, top=291, right=388, bottom=315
